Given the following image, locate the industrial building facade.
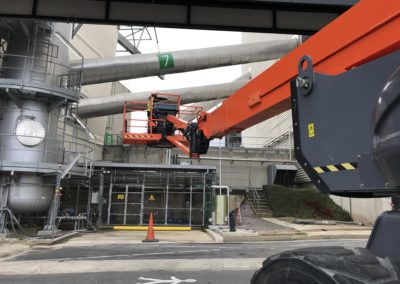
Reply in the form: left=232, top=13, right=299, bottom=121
left=0, top=3, right=390, bottom=235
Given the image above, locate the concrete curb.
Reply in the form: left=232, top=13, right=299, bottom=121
left=221, top=233, right=369, bottom=242
left=205, top=229, right=223, bottom=243
left=207, top=226, right=370, bottom=243
left=0, top=231, right=82, bottom=260
left=264, top=218, right=372, bottom=232
left=113, top=226, right=192, bottom=231
left=36, top=231, right=82, bottom=245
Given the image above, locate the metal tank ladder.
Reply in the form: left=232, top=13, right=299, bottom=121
left=29, top=25, right=57, bottom=84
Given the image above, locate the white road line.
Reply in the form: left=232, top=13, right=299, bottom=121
left=156, top=246, right=236, bottom=249
left=22, top=249, right=221, bottom=262
left=137, top=276, right=197, bottom=284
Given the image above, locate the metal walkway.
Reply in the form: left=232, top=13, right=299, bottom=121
left=0, top=0, right=357, bottom=34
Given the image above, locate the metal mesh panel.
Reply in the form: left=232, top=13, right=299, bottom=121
left=104, top=168, right=215, bottom=226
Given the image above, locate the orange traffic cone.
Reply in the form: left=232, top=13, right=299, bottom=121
left=142, top=213, right=159, bottom=242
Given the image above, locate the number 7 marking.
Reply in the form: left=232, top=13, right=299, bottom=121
left=162, top=55, right=169, bottom=68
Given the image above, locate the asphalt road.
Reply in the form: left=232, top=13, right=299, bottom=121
left=0, top=239, right=367, bottom=284
left=6, top=239, right=367, bottom=262
left=0, top=271, right=254, bottom=284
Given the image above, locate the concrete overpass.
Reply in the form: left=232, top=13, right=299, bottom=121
left=0, top=0, right=357, bottom=34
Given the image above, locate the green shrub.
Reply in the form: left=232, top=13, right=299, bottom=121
left=263, top=185, right=352, bottom=221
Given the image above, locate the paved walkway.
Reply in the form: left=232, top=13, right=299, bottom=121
left=209, top=217, right=372, bottom=242
left=240, top=216, right=295, bottom=232
left=59, top=230, right=214, bottom=247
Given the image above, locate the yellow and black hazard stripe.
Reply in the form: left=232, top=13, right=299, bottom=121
left=314, top=162, right=358, bottom=174
left=124, top=134, right=152, bottom=139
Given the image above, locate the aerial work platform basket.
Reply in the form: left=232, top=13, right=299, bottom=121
left=122, top=93, right=203, bottom=156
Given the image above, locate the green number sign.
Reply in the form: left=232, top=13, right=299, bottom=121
left=158, top=53, right=174, bottom=69
left=116, top=135, right=123, bottom=145
left=104, top=133, right=114, bottom=146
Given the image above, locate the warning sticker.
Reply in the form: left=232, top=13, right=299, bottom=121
left=308, top=122, right=315, bottom=138
left=117, top=194, right=125, bottom=200
left=148, top=194, right=156, bottom=201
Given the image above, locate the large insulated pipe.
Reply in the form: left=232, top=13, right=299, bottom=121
left=179, top=72, right=252, bottom=121
left=72, top=38, right=299, bottom=85
left=77, top=79, right=250, bottom=118
left=180, top=99, right=223, bottom=122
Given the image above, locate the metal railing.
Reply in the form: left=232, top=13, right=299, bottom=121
left=263, top=131, right=293, bottom=149
left=222, top=134, right=293, bottom=150
left=0, top=38, right=83, bottom=100
left=103, top=133, right=294, bottom=152
left=123, top=97, right=203, bottom=135
left=247, top=179, right=261, bottom=211
left=0, top=54, right=81, bottom=94
left=0, top=133, right=94, bottom=177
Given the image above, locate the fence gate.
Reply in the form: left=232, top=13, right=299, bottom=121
left=107, top=183, right=144, bottom=225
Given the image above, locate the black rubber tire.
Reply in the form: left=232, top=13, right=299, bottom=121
left=251, top=246, right=400, bottom=284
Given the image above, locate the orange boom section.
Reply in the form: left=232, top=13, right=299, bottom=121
left=198, top=0, right=400, bottom=139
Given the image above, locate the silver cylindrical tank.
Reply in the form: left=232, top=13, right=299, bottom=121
left=3, top=22, right=72, bottom=86
left=7, top=173, right=54, bottom=213
left=0, top=21, right=73, bottom=214
left=4, top=22, right=53, bottom=83
left=0, top=99, right=60, bottom=165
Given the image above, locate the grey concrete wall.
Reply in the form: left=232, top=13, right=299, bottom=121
left=72, top=24, right=118, bottom=145
left=330, top=196, right=391, bottom=225
left=105, top=82, right=129, bottom=135
left=102, top=145, right=294, bottom=190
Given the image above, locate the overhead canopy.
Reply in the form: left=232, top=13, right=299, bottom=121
left=0, top=0, right=357, bottom=34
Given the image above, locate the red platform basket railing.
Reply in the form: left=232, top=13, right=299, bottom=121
left=122, top=94, right=203, bottom=146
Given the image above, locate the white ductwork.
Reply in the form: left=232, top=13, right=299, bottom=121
left=77, top=79, right=250, bottom=118
left=72, top=38, right=299, bottom=85
left=179, top=72, right=252, bottom=121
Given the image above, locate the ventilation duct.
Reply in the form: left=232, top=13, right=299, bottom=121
left=71, top=38, right=299, bottom=85
left=77, top=79, right=250, bottom=118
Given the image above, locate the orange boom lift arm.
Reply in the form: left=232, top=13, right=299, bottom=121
left=191, top=0, right=400, bottom=141
left=123, top=1, right=400, bottom=159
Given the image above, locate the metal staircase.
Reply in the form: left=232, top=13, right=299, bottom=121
left=247, top=180, right=273, bottom=218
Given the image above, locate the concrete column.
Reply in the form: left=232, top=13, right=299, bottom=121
left=164, top=176, right=169, bottom=225
left=0, top=178, right=9, bottom=233
left=97, top=171, right=104, bottom=226
left=107, top=183, right=113, bottom=225
left=41, top=183, right=62, bottom=236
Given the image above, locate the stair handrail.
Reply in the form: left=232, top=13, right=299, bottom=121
left=248, top=178, right=260, bottom=210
